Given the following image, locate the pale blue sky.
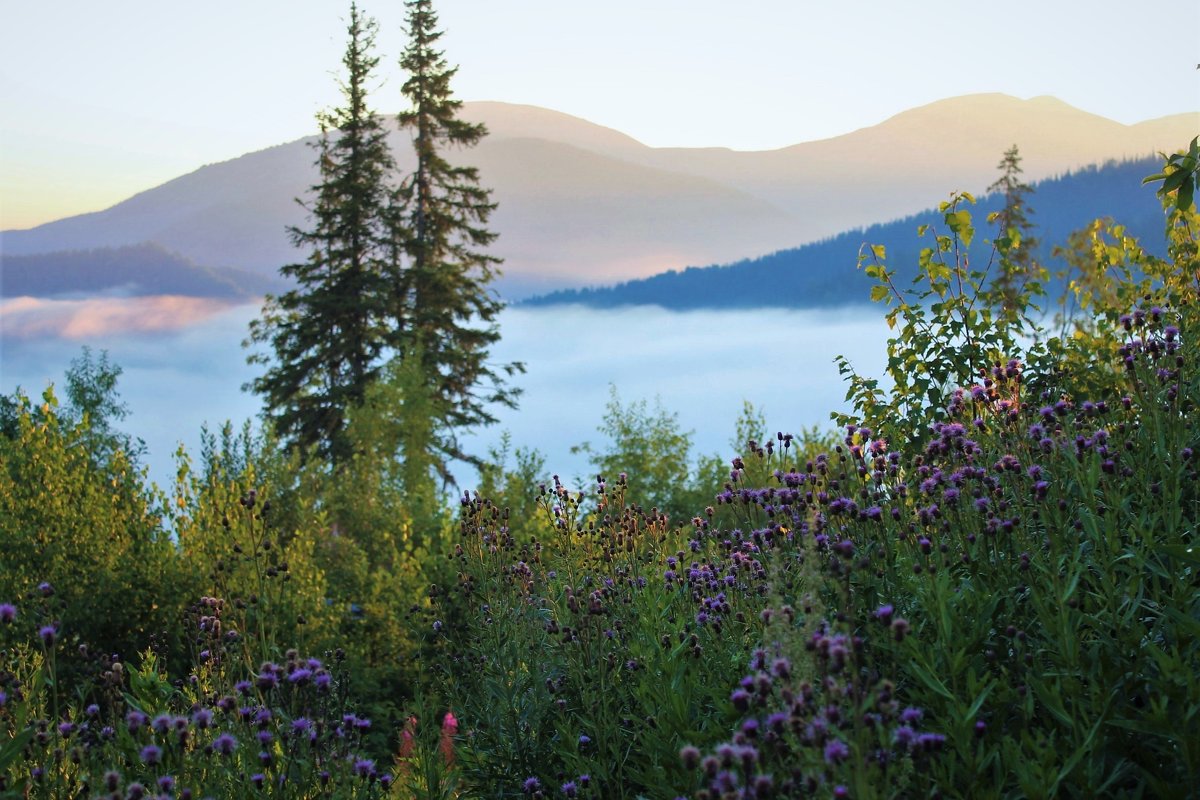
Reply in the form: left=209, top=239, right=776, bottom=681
left=1, top=0, right=1197, bottom=229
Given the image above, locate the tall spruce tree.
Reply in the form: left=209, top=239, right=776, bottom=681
left=246, top=3, right=396, bottom=466
left=392, top=0, right=522, bottom=478
left=986, top=144, right=1040, bottom=319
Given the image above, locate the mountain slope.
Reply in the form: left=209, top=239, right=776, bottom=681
left=2, top=96, right=1195, bottom=299
left=522, top=157, right=1168, bottom=310
left=0, top=243, right=285, bottom=300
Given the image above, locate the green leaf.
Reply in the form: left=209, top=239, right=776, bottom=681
left=0, top=727, right=34, bottom=776
left=907, top=655, right=956, bottom=701
left=1177, top=177, right=1194, bottom=211
left=870, top=285, right=890, bottom=303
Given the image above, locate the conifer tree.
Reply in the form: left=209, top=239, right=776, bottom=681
left=246, top=3, right=396, bottom=466
left=986, top=144, right=1040, bottom=319
left=391, top=0, right=522, bottom=478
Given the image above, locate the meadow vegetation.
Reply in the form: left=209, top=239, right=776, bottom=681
left=1, top=147, right=1198, bottom=798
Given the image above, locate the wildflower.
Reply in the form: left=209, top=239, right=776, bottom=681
left=899, top=707, right=923, bottom=724
left=917, top=732, right=947, bottom=752
left=561, top=780, right=578, bottom=797
left=397, top=715, right=417, bottom=763
left=578, top=733, right=591, bottom=747
left=126, top=782, right=146, bottom=799
left=157, top=775, right=175, bottom=793
left=38, top=624, right=56, bottom=647
left=37, top=582, right=54, bottom=597
left=126, top=710, right=149, bottom=732
left=824, top=739, right=850, bottom=764
left=213, top=732, right=238, bottom=756
left=680, top=745, right=701, bottom=769
left=140, top=744, right=162, bottom=765
left=287, top=668, right=312, bottom=685
left=57, top=721, right=76, bottom=737
left=192, top=708, right=213, bottom=729
left=441, top=711, right=458, bottom=765
left=251, top=774, right=265, bottom=790
left=523, top=776, right=542, bottom=793
left=0, top=603, right=15, bottom=623
left=354, top=758, right=376, bottom=779
left=104, top=771, right=121, bottom=791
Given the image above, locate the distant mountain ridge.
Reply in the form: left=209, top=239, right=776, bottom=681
left=0, top=243, right=285, bottom=300
left=521, top=157, right=1168, bottom=311
left=2, top=95, right=1195, bottom=300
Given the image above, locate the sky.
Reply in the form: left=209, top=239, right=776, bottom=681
left=1, top=0, right=1197, bottom=231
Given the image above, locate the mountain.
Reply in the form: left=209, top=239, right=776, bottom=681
left=2, top=95, right=1195, bottom=299
left=521, top=157, right=1168, bottom=310
left=0, top=243, right=284, bottom=300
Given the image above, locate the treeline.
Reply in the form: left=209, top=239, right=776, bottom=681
left=524, top=156, right=1166, bottom=311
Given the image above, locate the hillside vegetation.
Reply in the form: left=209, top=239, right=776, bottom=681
left=0, top=145, right=1197, bottom=798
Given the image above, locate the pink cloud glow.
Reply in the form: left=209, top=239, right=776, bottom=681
left=0, top=295, right=244, bottom=340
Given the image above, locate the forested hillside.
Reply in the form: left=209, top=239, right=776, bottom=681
left=525, top=156, right=1165, bottom=310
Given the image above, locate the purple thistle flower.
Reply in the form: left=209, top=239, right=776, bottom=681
left=37, top=582, right=54, bottom=597
left=824, top=738, right=850, bottom=764
left=0, top=603, right=16, bottom=623
left=918, top=732, right=947, bottom=752
left=251, top=773, right=265, bottom=789
left=213, top=732, right=238, bottom=756
left=354, top=758, right=375, bottom=779
left=288, top=668, right=312, bottom=685
left=192, top=708, right=213, bottom=729
left=561, top=780, right=578, bottom=797
left=38, top=625, right=56, bottom=646
left=140, top=745, right=162, bottom=765
left=899, top=706, right=924, bottom=724
left=523, top=776, right=542, bottom=793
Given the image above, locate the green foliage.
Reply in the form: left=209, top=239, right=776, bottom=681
left=1143, top=135, right=1200, bottom=211
left=0, top=381, right=190, bottom=686
left=572, top=386, right=697, bottom=522
left=837, top=191, right=1042, bottom=446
